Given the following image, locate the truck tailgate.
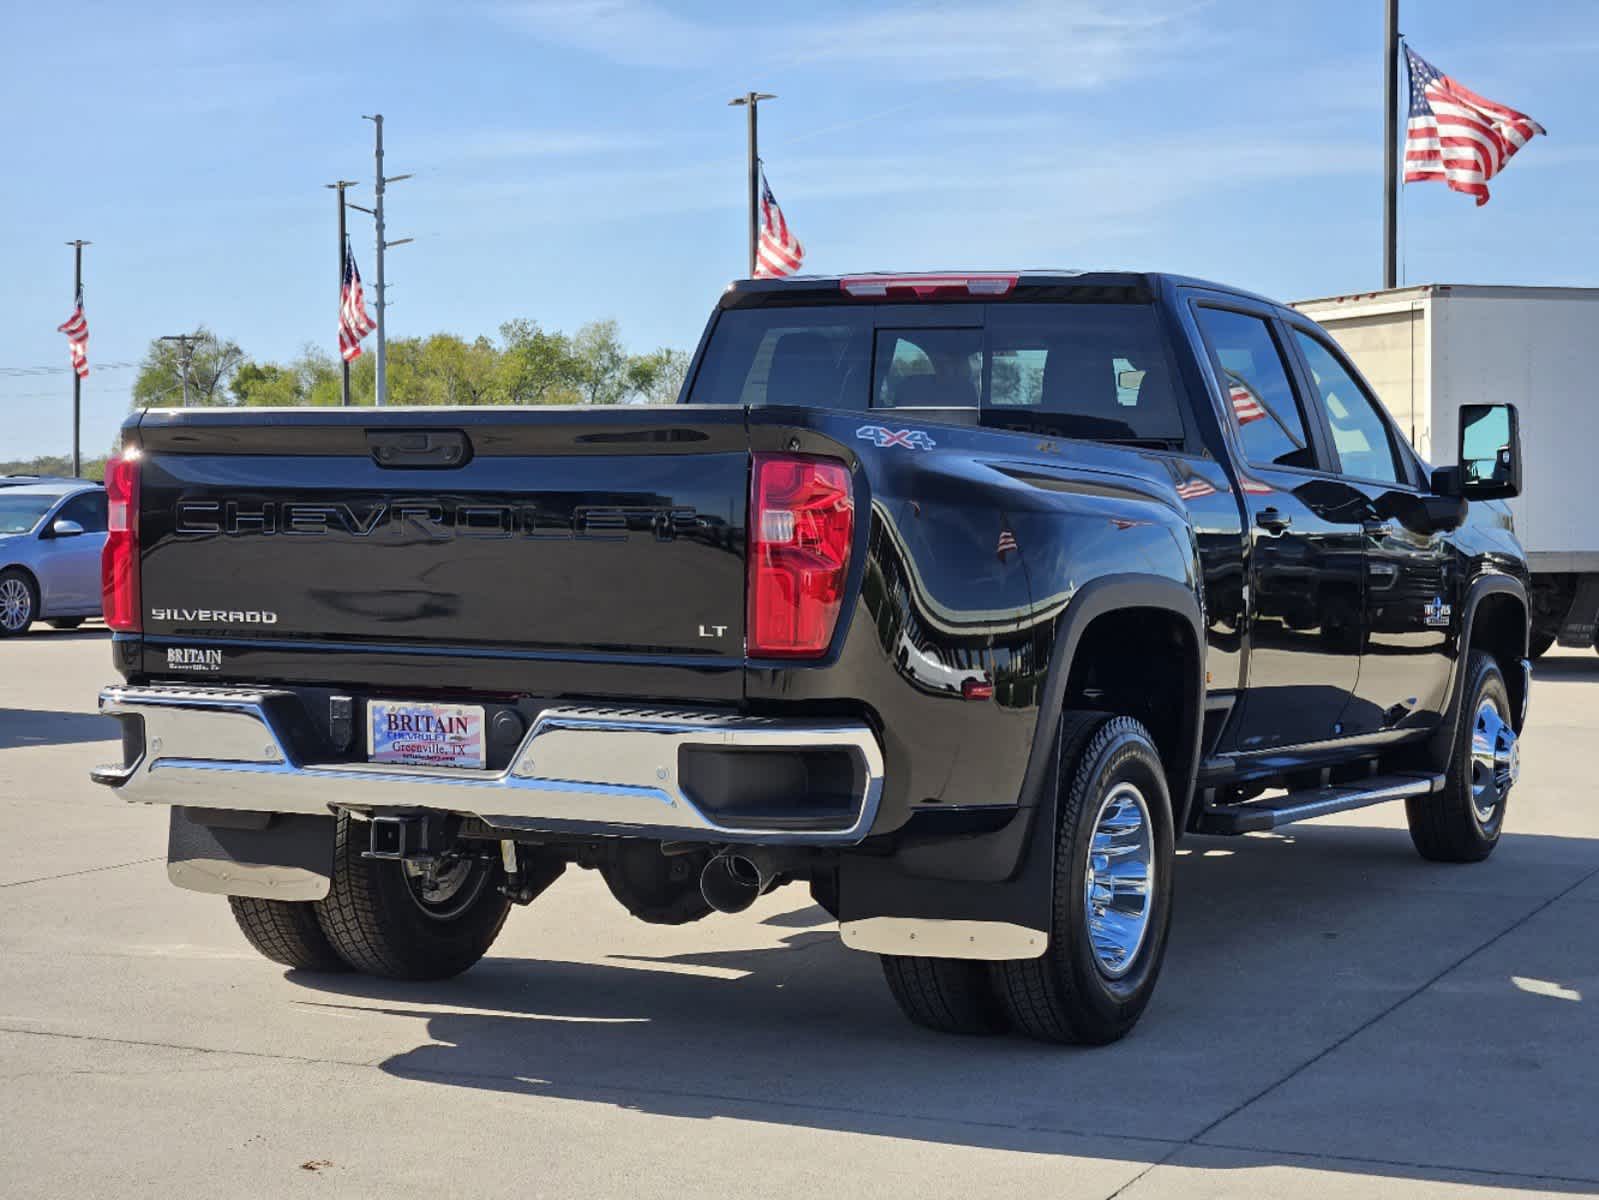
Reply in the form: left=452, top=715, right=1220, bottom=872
left=132, top=408, right=748, bottom=688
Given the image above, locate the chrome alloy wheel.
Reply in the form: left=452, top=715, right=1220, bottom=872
left=1083, top=781, right=1156, bottom=979
left=1470, top=697, right=1519, bottom=826
left=401, top=855, right=492, bottom=921
left=0, top=577, right=33, bottom=632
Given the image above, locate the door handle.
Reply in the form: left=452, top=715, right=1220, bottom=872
left=1363, top=520, right=1394, bottom=539
left=1256, top=508, right=1292, bottom=534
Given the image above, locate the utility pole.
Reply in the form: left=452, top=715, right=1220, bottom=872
left=159, top=334, right=199, bottom=407
left=1382, top=0, right=1401, bottom=290
left=325, top=180, right=358, bottom=406
left=65, top=239, right=89, bottom=477
left=728, top=92, right=775, bottom=277
left=359, top=114, right=413, bottom=406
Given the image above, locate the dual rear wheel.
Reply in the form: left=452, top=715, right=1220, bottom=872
left=881, top=712, right=1176, bottom=1045
left=229, top=812, right=511, bottom=979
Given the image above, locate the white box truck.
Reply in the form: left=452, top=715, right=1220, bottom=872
left=1293, top=284, right=1599, bottom=657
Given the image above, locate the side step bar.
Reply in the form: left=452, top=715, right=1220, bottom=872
left=1195, top=772, right=1444, bottom=835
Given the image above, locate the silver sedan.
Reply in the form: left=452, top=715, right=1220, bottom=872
left=0, top=479, right=108, bottom=636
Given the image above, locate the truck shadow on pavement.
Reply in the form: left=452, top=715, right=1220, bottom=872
left=290, top=823, right=1599, bottom=1193
left=0, top=707, right=118, bottom=750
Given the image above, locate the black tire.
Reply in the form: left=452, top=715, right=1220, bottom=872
left=1528, top=628, right=1556, bottom=659
left=995, top=712, right=1175, bottom=1045
left=46, top=617, right=85, bottom=630
left=315, top=814, right=511, bottom=980
left=880, top=955, right=1010, bottom=1036
left=228, top=896, right=349, bottom=972
left=1407, top=651, right=1515, bottom=863
left=0, top=567, right=38, bottom=637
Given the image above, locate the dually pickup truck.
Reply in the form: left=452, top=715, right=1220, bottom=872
left=92, top=271, right=1531, bottom=1045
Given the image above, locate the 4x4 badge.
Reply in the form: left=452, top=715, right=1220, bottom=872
left=857, top=425, right=936, bottom=450
left=1423, top=596, right=1452, bottom=627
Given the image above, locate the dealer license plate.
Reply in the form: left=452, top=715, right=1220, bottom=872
left=367, top=701, right=486, bottom=769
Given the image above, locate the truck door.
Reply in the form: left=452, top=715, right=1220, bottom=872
left=1284, top=325, right=1454, bottom=733
left=1192, top=304, right=1366, bottom=751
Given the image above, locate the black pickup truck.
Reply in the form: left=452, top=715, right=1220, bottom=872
left=91, top=271, right=1531, bottom=1045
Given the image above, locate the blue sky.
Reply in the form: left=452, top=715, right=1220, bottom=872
left=3, top=0, right=1595, bottom=460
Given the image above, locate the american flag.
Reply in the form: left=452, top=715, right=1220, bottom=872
left=1227, top=379, right=1268, bottom=425
left=996, top=527, right=1018, bottom=560
left=753, top=168, right=804, bottom=278
left=1404, top=46, right=1545, bottom=206
left=57, top=286, right=89, bottom=379
left=339, top=238, right=377, bottom=363
left=1175, top=478, right=1217, bottom=501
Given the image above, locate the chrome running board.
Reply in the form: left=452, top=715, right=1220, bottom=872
left=1195, top=772, right=1444, bottom=835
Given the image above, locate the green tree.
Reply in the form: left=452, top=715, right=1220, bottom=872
left=132, top=327, right=245, bottom=408
left=571, top=319, right=631, bottom=405
left=628, top=347, right=690, bottom=404
left=498, top=319, right=579, bottom=404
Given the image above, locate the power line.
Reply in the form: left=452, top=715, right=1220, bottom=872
left=0, top=361, right=138, bottom=377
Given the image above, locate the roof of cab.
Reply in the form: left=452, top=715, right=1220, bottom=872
left=718, top=270, right=1283, bottom=311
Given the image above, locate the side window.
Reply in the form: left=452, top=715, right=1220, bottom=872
left=1195, top=307, right=1317, bottom=470
left=873, top=328, right=981, bottom=408
left=55, top=491, right=108, bottom=533
left=1291, top=330, right=1403, bottom=485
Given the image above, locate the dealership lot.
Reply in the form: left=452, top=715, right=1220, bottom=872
left=1, top=629, right=1595, bottom=1198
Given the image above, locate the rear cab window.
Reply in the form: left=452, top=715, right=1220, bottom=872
left=686, top=299, right=1190, bottom=448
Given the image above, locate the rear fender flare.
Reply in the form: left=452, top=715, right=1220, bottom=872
left=1019, top=574, right=1206, bottom=831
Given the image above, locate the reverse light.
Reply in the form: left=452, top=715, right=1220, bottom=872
left=748, top=453, right=854, bottom=658
left=102, top=449, right=142, bottom=632
left=839, top=273, right=1018, bottom=299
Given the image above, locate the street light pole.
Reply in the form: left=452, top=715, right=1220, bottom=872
left=65, top=239, right=89, bottom=477
left=325, top=180, right=358, bottom=406
left=159, top=334, right=198, bottom=407
left=361, top=115, right=413, bottom=406
left=728, top=92, right=775, bottom=276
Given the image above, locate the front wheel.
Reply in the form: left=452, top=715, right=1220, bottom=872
left=315, top=814, right=511, bottom=980
left=0, top=569, right=38, bottom=637
left=1406, top=651, right=1517, bottom=862
left=994, top=713, right=1175, bottom=1045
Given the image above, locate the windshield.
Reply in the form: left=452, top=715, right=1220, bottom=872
left=685, top=302, right=1187, bottom=444
left=0, top=494, right=56, bottom=535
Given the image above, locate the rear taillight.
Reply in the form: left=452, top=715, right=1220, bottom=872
left=747, top=453, right=854, bottom=658
left=102, top=449, right=141, bottom=632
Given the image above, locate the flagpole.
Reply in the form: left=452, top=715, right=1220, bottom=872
left=325, top=180, right=357, bottom=406
left=1383, top=0, right=1400, bottom=289
left=729, top=92, right=775, bottom=276
left=65, top=240, right=89, bottom=478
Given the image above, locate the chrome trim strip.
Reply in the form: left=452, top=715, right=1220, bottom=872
left=839, top=917, right=1047, bottom=960
left=96, top=686, right=884, bottom=846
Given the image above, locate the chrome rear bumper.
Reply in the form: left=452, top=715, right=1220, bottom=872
left=94, top=685, right=884, bottom=845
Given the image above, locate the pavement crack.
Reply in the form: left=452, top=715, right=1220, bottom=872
left=0, top=857, right=161, bottom=889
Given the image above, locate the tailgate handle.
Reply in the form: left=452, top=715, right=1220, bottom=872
left=367, top=429, right=472, bottom=469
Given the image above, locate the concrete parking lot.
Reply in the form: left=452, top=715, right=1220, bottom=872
left=1, top=630, right=1595, bottom=1198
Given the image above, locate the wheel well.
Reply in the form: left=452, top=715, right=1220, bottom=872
left=1062, top=606, right=1200, bottom=814
left=1470, top=592, right=1529, bottom=729
left=0, top=563, right=39, bottom=598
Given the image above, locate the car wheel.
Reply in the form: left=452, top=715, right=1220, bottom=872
left=1528, top=628, right=1556, bottom=659
left=1406, top=651, right=1516, bottom=863
left=994, top=712, right=1175, bottom=1045
left=315, top=813, right=511, bottom=980
left=0, top=568, right=38, bottom=637
left=229, top=896, right=349, bottom=972
left=880, top=955, right=1010, bottom=1035
left=46, top=617, right=85, bottom=631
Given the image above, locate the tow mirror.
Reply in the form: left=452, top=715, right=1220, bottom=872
left=1434, top=403, right=1521, bottom=500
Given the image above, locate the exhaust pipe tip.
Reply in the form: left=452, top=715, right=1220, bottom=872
left=699, top=852, right=768, bottom=915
